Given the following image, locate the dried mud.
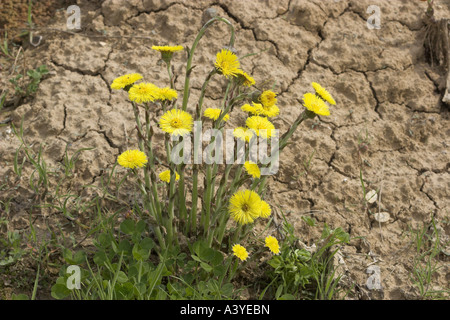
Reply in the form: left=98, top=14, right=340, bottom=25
left=0, top=0, right=449, bottom=300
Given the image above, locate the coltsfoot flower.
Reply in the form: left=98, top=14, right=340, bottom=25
left=265, top=236, right=280, bottom=255
left=152, top=45, right=184, bottom=63
left=159, top=109, right=194, bottom=137
left=232, top=244, right=249, bottom=262
left=203, top=108, right=230, bottom=122
left=129, top=82, right=161, bottom=104
left=214, top=49, right=241, bottom=79
left=241, top=102, right=261, bottom=115
left=259, top=200, right=271, bottom=218
left=111, top=73, right=143, bottom=91
left=302, top=92, right=330, bottom=116
left=246, top=116, right=276, bottom=139
left=260, top=90, right=277, bottom=108
left=229, top=189, right=262, bottom=225
left=159, top=169, right=180, bottom=183
left=158, top=87, right=178, bottom=101
left=312, top=82, right=336, bottom=105
left=244, top=161, right=261, bottom=179
left=255, top=103, right=280, bottom=118
left=233, top=127, right=254, bottom=143
left=117, top=149, right=148, bottom=169
left=152, top=45, right=184, bottom=53
left=236, top=70, right=255, bottom=87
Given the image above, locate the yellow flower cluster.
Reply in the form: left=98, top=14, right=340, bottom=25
left=228, top=189, right=271, bottom=225
left=232, top=235, right=280, bottom=263
left=214, top=49, right=255, bottom=86
left=111, top=73, right=178, bottom=104
left=302, top=82, right=336, bottom=116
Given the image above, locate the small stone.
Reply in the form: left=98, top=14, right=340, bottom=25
left=365, top=190, right=377, bottom=204
left=374, top=212, right=390, bottom=223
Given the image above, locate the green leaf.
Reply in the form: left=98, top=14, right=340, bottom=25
left=73, top=250, right=86, bottom=265
left=93, top=250, right=107, bottom=266
left=120, top=219, right=135, bottom=235
left=191, top=254, right=202, bottom=263
left=200, top=262, right=213, bottom=273
left=116, top=271, right=128, bottom=283
left=51, top=283, right=71, bottom=300
left=118, top=239, right=132, bottom=253
left=136, top=220, right=146, bottom=234
left=140, top=237, right=155, bottom=251
left=11, top=293, right=29, bottom=300
left=278, top=294, right=295, bottom=300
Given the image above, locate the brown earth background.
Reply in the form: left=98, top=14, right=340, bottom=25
left=0, top=0, right=449, bottom=299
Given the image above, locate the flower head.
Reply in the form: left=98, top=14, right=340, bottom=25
left=117, top=150, right=148, bottom=169
left=232, top=244, right=249, bottom=262
left=233, top=127, right=254, bottom=143
left=152, top=45, right=184, bottom=63
left=241, top=102, right=261, bottom=115
left=265, top=236, right=280, bottom=255
left=244, top=161, right=261, bottom=179
left=236, top=70, right=255, bottom=87
left=255, top=103, right=280, bottom=118
left=129, top=83, right=161, bottom=104
left=214, top=49, right=241, bottom=79
left=159, top=169, right=180, bottom=183
left=152, top=45, right=184, bottom=53
left=259, top=200, right=271, bottom=218
left=159, top=109, right=193, bottom=137
left=158, top=87, right=178, bottom=101
left=246, top=116, right=276, bottom=139
left=302, top=93, right=330, bottom=116
left=229, top=190, right=262, bottom=225
left=312, top=82, right=336, bottom=105
left=111, top=73, right=143, bottom=91
left=260, top=90, right=277, bottom=108
left=203, top=108, right=230, bottom=122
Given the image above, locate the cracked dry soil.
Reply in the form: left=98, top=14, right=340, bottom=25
left=0, top=0, right=449, bottom=300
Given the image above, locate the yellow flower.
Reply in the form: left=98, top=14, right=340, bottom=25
left=236, top=70, right=255, bottom=87
left=229, top=190, right=262, bottom=225
left=265, top=236, right=280, bottom=255
left=159, top=169, right=180, bottom=183
left=159, top=109, right=193, bottom=137
left=241, top=102, right=261, bottom=115
left=232, top=244, right=249, bottom=262
left=158, top=87, right=178, bottom=101
left=259, top=200, right=271, bottom=218
left=233, top=127, right=254, bottom=143
left=260, top=90, right=277, bottom=108
left=152, top=45, right=184, bottom=63
left=302, top=93, right=330, bottom=116
left=129, top=83, right=161, bottom=104
left=203, top=108, right=230, bottom=122
left=244, top=161, right=261, bottom=179
left=111, top=73, right=143, bottom=91
left=152, top=45, right=184, bottom=53
left=254, top=103, right=280, bottom=118
left=214, top=49, right=241, bottom=79
left=117, top=150, right=148, bottom=169
left=312, top=82, right=336, bottom=105
left=246, top=116, right=276, bottom=139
